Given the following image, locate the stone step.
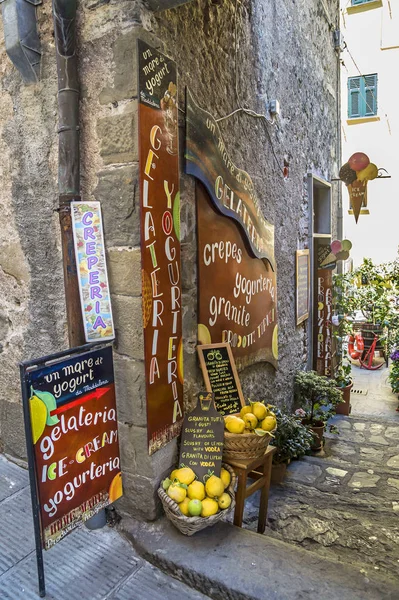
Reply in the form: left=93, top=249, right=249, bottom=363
left=120, top=516, right=399, bottom=600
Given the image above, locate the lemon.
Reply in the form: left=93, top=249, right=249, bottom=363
left=187, top=480, right=206, bottom=501
left=29, top=396, right=47, bottom=444
left=198, top=323, right=212, bottom=345
left=170, top=469, right=179, bottom=481
left=224, top=415, right=237, bottom=424
left=218, top=493, right=232, bottom=510
left=272, top=324, right=278, bottom=360
left=188, top=499, right=202, bottom=516
left=225, top=417, right=245, bottom=434
left=251, top=402, right=267, bottom=421
left=220, top=468, right=231, bottom=490
left=261, top=415, right=277, bottom=432
left=201, top=497, right=219, bottom=517
left=167, top=483, right=187, bottom=503
left=173, top=467, right=196, bottom=485
left=243, top=413, right=258, bottom=430
left=239, top=405, right=252, bottom=419
left=109, top=472, right=123, bottom=503
left=179, top=497, right=191, bottom=516
left=205, top=475, right=224, bottom=499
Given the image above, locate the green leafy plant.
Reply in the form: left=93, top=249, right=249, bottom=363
left=294, top=370, right=343, bottom=427
left=389, top=350, right=399, bottom=396
left=269, top=406, right=314, bottom=465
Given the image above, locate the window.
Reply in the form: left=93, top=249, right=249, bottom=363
left=351, top=0, right=372, bottom=5
left=348, top=75, right=378, bottom=118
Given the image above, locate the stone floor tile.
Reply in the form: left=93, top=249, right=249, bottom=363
left=387, top=478, right=399, bottom=490
left=353, top=423, right=366, bottom=431
left=326, top=467, right=348, bottom=478
left=348, top=472, right=380, bottom=488
left=387, top=455, right=399, bottom=468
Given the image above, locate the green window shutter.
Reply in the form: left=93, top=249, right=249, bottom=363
left=364, top=74, right=377, bottom=116
left=348, top=77, right=361, bottom=118
left=348, top=74, right=377, bottom=118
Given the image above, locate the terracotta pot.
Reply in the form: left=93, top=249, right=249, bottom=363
left=302, top=419, right=325, bottom=450
left=271, top=462, right=287, bottom=485
left=335, top=382, right=353, bottom=416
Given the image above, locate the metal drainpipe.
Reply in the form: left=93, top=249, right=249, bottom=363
left=0, top=0, right=42, bottom=84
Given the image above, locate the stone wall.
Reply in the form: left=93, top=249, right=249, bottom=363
left=0, top=0, right=340, bottom=520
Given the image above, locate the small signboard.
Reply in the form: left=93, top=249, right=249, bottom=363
left=21, top=344, right=122, bottom=549
left=178, top=392, right=224, bottom=482
left=197, top=343, right=245, bottom=416
left=71, top=201, right=115, bottom=342
left=296, top=249, right=310, bottom=325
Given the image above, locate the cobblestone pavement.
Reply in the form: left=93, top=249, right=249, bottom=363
left=0, top=454, right=209, bottom=600
left=242, top=366, right=399, bottom=586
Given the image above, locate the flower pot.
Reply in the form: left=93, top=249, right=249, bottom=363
left=302, top=419, right=324, bottom=451
left=335, top=382, right=353, bottom=416
left=271, top=462, right=287, bottom=485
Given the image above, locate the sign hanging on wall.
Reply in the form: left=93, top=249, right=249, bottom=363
left=20, top=344, right=122, bottom=551
left=197, top=343, right=245, bottom=416
left=71, top=201, right=115, bottom=342
left=296, top=249, right=310, bottom=325
left=138, top=40, right=184, bottom=455
left=185, top=91, right=278, bottom=370
left=316, top=268, right=333, bottom=377
left=178, top=392, right=224, bottom=483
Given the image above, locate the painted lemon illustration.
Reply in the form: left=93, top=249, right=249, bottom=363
left=173, top=191, right=181, bottom=241
left=30, top=396, right=47, bottom=444
left=198, top=323, right=211, bottom=345
left=272, top=324, right=278, bottom=360
left=109, top=472, right=123, bottom=503
left=177, top=337, right=184, bottom=385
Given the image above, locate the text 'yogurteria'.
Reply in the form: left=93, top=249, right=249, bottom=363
left=142, top=124, right=182, bottom=423
left=38, top=357, right=119, bottom=519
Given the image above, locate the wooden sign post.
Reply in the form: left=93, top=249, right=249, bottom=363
left=20, top=343, right=122, bottom=597
left=296, top=249, right=310, bottom=325
left=197, top=343, right=245, bottom=416
left=178, top=392, right=224, bottom=482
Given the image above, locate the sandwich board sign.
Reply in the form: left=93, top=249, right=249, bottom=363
left=20, top=343, right=122, bottom=597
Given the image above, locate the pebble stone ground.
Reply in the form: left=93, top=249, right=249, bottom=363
left=0, top=454, right=210, bottom=600
left=242, top=365, right=399, bottom=586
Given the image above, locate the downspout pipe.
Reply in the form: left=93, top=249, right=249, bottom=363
left=53, top=0, right=85, bottom=347
left=0, top=0, right=42, bottom=84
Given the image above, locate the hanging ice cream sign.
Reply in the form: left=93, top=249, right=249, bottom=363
left=339, top=153, right=386, bottom=223
left=72, top=202, right=115, bottom=342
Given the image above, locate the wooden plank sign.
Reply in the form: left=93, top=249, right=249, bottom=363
left=197, top=343, right=245, bottom=416
left=138, top=40, right=184, bottom=455
left=20, top=344, right=122, bottom=551
left=296, top=249, right=310, bottom=325
left=178, top=392, right=224, bottom=482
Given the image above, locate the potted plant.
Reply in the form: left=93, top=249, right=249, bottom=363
left=269, top=406, right=315, bottom=484
left=294, top=370, right=344, bottom=451
left=388, top=349, right=399, bottom=400
left=334, top=361, right=353, bottom=415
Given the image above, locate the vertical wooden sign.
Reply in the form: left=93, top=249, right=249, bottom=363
left=138, top=40, right=184, bottom=454
left=296, top=249, right=310, bottom=325
left=316, top=269, right=333, bottom=376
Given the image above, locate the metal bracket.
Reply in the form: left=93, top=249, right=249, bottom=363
left=1, top=0, right=42, bottom=84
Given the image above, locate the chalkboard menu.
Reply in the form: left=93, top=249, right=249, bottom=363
left=197, top=343, right=245, bottom=416
left=178, top=393, right=224, bottom=482
left=296, top=249, right=310, bottom=325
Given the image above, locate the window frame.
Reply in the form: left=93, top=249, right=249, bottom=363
left=347, top=74, right=378, bottom=119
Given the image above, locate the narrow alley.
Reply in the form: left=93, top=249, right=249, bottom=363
left=244, top=365, right=399, bottom=586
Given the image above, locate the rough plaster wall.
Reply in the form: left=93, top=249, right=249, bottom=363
left=153, top=0, right=340, bottom=410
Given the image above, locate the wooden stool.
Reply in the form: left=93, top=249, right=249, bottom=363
left=224, top=445, right=276, bottom=534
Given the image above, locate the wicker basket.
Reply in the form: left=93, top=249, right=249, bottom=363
left=223, top=428, right=274, bottom=460
left=158, top=463, right=236, bottom=536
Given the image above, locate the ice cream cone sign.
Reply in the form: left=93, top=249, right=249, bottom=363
left=339, top=153, right=381, bottom=223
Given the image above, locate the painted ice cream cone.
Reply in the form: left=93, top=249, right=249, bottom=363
left=348, top=180, right=367, bottom=223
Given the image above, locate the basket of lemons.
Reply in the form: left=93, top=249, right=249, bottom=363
left=158, top=464, right=236, bottom=536
left=223, top=401, right=277, bottom=460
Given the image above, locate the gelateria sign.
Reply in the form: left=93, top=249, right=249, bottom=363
left=138, top=40, right=184, bottom=454
left=186, top=90, right=277, bottom=369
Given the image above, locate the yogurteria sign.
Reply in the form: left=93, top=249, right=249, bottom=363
left=138, top=40, right=184, bottom=454
left=21, top=345, right=122, bottom=550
